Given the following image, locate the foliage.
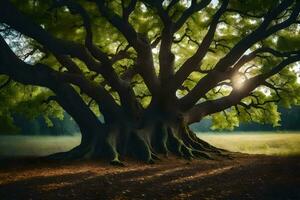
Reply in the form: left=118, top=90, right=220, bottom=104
left=0, top=75, right=64, bottom=132
left=1, top=0, right=300, bottom=132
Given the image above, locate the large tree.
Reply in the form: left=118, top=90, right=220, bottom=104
left=0, top=0, right=300, bottom=164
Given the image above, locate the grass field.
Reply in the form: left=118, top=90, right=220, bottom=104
left=0, top=135, right=81, bottom=157
left=0, top=132, right=300, bottom=157
left=197, top=132, right=300, bottom=156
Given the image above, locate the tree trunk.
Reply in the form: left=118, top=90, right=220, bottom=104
left=44, top=82, right=105, bottom=160
left=62, top=109, right=231, bottom=165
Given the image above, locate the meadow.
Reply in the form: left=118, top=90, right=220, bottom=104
left=198, top=132, right=300, bottom=156
left=0, top=132, right=300, bottom=157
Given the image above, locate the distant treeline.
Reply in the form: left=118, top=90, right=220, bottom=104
left=2, top=106, right=299, bottom=135
left=12, top=114, right=79, bottom=135
left=191, top=106, right=300, bottom=132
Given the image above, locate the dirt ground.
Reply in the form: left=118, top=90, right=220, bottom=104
left=0, top=154, right=299, bottom=200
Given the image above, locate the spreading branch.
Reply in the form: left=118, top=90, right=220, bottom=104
left=186, top=54, right=300, bottom=124
left=174, top=0, right=211, bottom=32
left=94, top=0, right=159, bottom=94
left=172, top=0, right=229, bottom=91
left=179, top=0, right=300, bottom=111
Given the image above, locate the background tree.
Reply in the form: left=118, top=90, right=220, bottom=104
left=0, top=0, right=300, bottom=164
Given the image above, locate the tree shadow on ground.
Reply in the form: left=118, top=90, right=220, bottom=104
left=0, top=156, right=299, bottom=200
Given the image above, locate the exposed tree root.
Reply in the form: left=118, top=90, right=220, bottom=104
left=105, top=127, right=125, bottom=166
left=167, top=127, right=214, bottom=160
left=44, top=121, right=232, bottom=164
left=132, top=131, right=155, bottom=164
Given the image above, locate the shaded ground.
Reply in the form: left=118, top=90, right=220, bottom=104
left=0, top=155, right=299, bottom=200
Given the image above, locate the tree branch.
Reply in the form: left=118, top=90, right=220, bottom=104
left=140, top=1, right=175, bottom=84
left=0, top=0, right=98, bottom=67
left=94, top=0, right=159, bottom=94
left=50, top=0, right=110, bottom=63
left=49, top=1, right=129, bottom=94
left=185, top=54, right=300, bottom=124
left=166, top=0, right=180, bottom=13
left=180, top=0, right=299, bottom=111
left=172, top=0, right=228, bottom=91
left=122, top=0, right=137, bottom=21
left=174, top=0, right=212, bottom=32
left=214, top=0, right=298, bottom=73
left=0, top=34, right=120, bottom=117
left=142, top=0, right=172, bottom=26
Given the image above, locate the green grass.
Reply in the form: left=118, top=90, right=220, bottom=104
left=0, top=135, right=80, bottom=157
left=0, top=132, right=300, bottom=157
left=197, top=132, right=300, bottom=156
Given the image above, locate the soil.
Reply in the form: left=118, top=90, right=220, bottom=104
left=0, top=154, right=299, bottom=200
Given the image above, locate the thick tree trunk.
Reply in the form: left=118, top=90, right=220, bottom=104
left=64, top=109, right=231, bottom=165
left=44, top=83, right=105, bottom=161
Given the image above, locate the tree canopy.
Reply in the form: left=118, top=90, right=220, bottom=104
left=0, top=0, right=300, bottom=163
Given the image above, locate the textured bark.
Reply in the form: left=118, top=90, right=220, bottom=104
left=44, top=102, right=230, bottom=164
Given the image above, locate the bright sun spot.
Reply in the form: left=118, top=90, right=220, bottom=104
left=232, top=74, right=245, bottom=90
left=151, top=47, right=159, bottom=54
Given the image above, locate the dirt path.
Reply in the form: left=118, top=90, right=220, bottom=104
left=0, top=155, right=299, bottom=200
